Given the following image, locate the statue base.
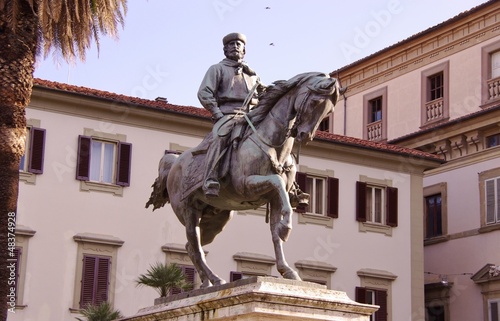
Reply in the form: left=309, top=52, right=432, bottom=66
left=120, top=276, right=378, bottom=321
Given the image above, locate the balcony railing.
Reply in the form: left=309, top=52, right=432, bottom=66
left=367, top=121, right=382, bottom=141
left=487, top=77, right=500, bottom=101
left=425, top=98, right=444, bottom=123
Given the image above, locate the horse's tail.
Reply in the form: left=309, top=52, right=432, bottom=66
left=145, top=153, right=179, bottom=211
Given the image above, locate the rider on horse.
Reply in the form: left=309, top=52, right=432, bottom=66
left=198, top=32, right=266, bottom=198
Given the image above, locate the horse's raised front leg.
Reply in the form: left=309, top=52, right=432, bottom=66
left=244, top=174, right=293, bottom=241
left=183, top=205, right=226, bottom=287
left=269, top=197, right=301, bottom=280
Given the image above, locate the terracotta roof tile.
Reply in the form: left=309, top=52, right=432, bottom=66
left=33, top=78, right=442, bottom=163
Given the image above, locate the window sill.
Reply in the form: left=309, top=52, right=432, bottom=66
left=298, top=213, right=333, bottom=228
left=19, top=171, right=36, bottom=185
left=478, top=223, right=500, bottom=234
left=358, top=222, right=392, bottom=236
left=80, top=180, right=123, bottom=196
left=424, top=235, right=449, bottom=246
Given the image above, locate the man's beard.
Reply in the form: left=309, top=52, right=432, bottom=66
left=225, top=51, right=244, bottom=61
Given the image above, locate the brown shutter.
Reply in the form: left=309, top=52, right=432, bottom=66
left=355, top=286, right=367, bottom=303
left=295, top=172, right=308, bottom=213
left=327, top=177, right=339, bottom=218
left=95, top=257, right=110, bottom=305
left=116, top=142, right=132, bottom=186
left=183, top=266, right=196, bottom=291
left=375, top=289, right=388, bottom=321
left=80, top=256, right=96, bottom=308
left=230, top=271, right=243, bottom=282
left=28, top=127, right=46, bottom=174
left=76, top=136, right=91, bottom=181
left=356, top=181, right=367, bottom=222
left=13, top=247, right=22, bottom=301
left=80, top=255, right=110, bottom=308
left=386, top=187, right=398, bottom=227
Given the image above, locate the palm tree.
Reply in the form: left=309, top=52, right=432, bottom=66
left=75, top=301, right=123, bottom=321
left=136, top=262, right=191, bottom=298
left=0, top=1, right=126, bottom=320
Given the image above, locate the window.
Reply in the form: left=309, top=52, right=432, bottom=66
left=19, top=119, right=46, bottom=184
left=12, top=225, right=35, bottom=309
left=479, top=168, right=500, bottom=230
left=486, top=133, right=500, bottom=148
left=76, top=129, right=132, bottom=195
left=233, top=252, right=275, bottom=278
left=425, top=194, right=442, bottom=238
left=426, top=303, right=445, bottom=321
left=80, top=255, right=111, bottom=308
left=482, top=41, right=500, bottom=105
left=428, top=72, right=444, bottom=101
left=71, top=233, right=123, bottom=312
left=425, top=282, right=450, bottom=321
left=295, top=260, right=337, bottom=289
left=369, top=97, right=382, bottom=123
left=356, top=181, right=398, bottom=227
left=485, top=177, right=500, bottom=225
left=171, top=265, right=196, bottom=295
left=296, top=171, right=338, bottom=218
left=356, top=287, right=388, bottom=321
left=490, top=299, right=500, bottom=321
left=318, top=117, right=330, bottom=132
left=363, top=87, right=387, bottom=141
left=421, top=61, right=449, bottom=127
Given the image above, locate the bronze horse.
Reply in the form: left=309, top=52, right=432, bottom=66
left=146, top=72, right=346, bottom=287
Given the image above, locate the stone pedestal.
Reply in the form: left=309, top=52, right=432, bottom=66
left=120, top=276, right=378, bottom=321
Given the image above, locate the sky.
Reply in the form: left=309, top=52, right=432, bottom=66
left=34, top=0, right=490, bottom=108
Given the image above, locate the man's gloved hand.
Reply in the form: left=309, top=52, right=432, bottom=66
left=212, top=111, right=224, bottom=123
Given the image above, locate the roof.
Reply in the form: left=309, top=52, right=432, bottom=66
left=32, top=78, right=443, bottom=163
left=330, top=0, right=496, bottom=75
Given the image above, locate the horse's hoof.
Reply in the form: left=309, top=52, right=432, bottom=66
left=277, top=222, right=292, bottom=242
left=212, top=279, right=227, bottom=286
left=282, top=269, right=301, bottom=280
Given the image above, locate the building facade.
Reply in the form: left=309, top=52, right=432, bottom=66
left=12, top=76, right=440, bottom=321
left=331, top=1, right=500, bottom=320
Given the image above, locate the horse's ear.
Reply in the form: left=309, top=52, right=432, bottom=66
left=339, top=86, right=347, bottom=96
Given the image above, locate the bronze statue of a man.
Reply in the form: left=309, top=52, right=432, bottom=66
left=198, top=32, right=265, bottom=197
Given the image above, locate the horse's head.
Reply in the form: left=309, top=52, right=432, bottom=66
left=292, top=73, right=346, bottom=143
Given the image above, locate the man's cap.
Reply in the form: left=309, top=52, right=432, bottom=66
left=223, top=32, right=246, bottom=45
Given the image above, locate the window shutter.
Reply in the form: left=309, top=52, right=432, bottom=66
left=95, top=257, right=110, bottom=305
left=375, top=289, right=388, bottom=321
left=295, top=172, right=308, bottom=213
left=183, top=266, right=196, bottom=291
left=386, top=187, right=398, bottom=227
left=356, top=181, right=367, bottom=222
left=28, top=127, right=46, bottom=174
left=355, top=286, right=367, bottom=303
left=116, top=142, right=132, bottom=186
left=13, top=247, right=22, bottom=301
left=230, top=271, right=243, bottom=282
left=80, top=256, right=97, bottom=308
left=76, top=136, right=91, bottom=181
left=327, top=177, right=339, bottom=218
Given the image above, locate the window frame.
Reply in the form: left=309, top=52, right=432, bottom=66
left=479, top=168, right=500, bottom=232
left=356, top=176, right=398, bottom=236
left=12, top=225, right=35, bottom=309
left=420, top=61, right=449, bottom=128
left=80, top=254, right=111, bottom=308
left=423, top=183, right=448, bottom=243
left=481, top=40, right=500, bottom=107
left=71, top=233, right=123, bottom=312
left=356, top=268, right=397, bottom=321
left=19, top=119, right=46, bottom=185
left=295, top=166, right=338, bottom=228
left=76, top=129, right=132, bottom=196
left=162, top=243, right=203, bottom=290
left=363, top=87, right=388, bottom=142
left=489, top=298, right=500, bottom=321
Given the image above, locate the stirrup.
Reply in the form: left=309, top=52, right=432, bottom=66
left=204, top=179, right=220, bottom=198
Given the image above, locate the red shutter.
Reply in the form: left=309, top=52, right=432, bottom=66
left=76, top=136, right=91, bottom=181
left=355, top=286, right=367, bottom=303
left=230, top=271, right=243, bottom=282
left=327, top=177, right=339, bottom=218
left=375, top=289, right=388, bottom=321
left=28, top=127, right=46, bottom=174
left=386, top=187, right=398, bottom=227
left=356, top=181, right=367, bottom=222
left=295, top=172, right=308, bottom=213
left=116, top=142, right=132, bottom=186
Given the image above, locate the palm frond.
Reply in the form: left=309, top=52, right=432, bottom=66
left=136, top=262, right=190, bottom=297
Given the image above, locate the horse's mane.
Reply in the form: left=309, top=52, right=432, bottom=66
left=248, top=72, right=326, bottom=126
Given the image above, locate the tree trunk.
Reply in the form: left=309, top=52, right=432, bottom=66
left=0, top=2, right=38, bottom=320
